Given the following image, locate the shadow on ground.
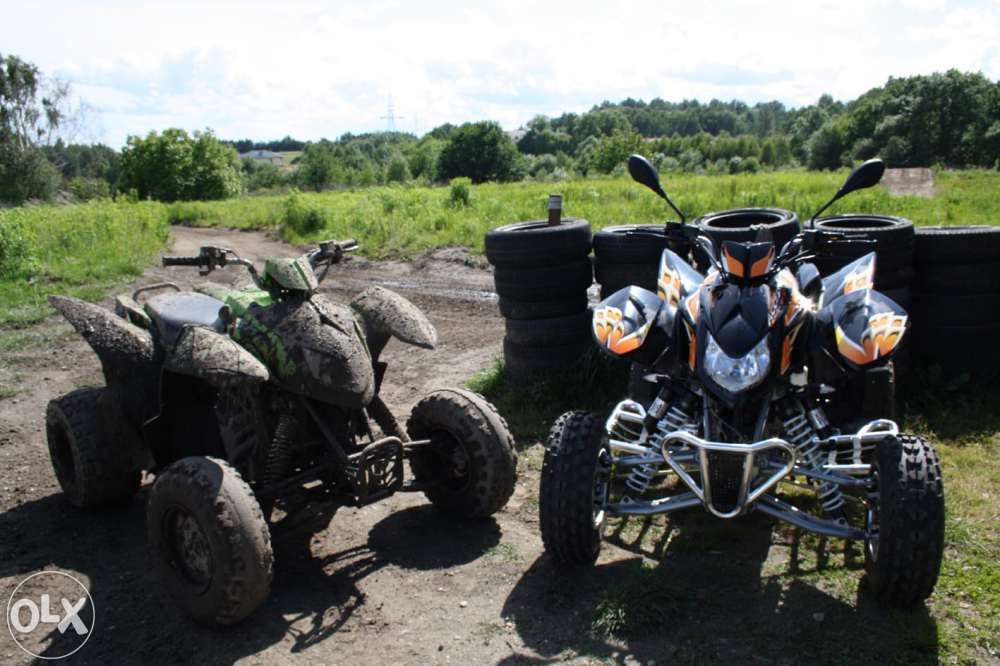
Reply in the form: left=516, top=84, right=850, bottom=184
left=0, top=492, right=499, bottom=663
left=500, top=511, right=938, bottom=665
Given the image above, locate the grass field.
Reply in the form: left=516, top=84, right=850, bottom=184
left=167, top=169, right=1000, bottom=257
left=3, top=169, right=999, bottom=326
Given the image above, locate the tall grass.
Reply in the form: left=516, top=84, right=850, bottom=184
left=171, top=169, right=1000, bottom=258
left=0, top=201, right=170, bottom=325
left=1, top=168, right=997, bottom=325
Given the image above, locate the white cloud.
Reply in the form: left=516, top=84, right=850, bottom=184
left=1, top=0, right=996, bottom=146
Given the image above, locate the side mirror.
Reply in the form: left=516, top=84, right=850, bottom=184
left=627, top=154, right=687, bottom=223
left=809, top=158, right=886, bottom=227
left=796, top=262, right=822, bottom=300
left=837, top=159, right=886, bottom=198
left=628, top=155, right=667, bottom=199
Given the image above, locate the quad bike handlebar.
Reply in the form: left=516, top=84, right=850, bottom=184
left=162, top=239, right=360, bottom=286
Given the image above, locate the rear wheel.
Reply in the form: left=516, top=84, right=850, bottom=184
left=864, top=435, right=944, bottom=607
left=147, top=456, right=273, bottom=626
left=46, top=387, right=141, bottom=508
left=407, top=389, right=517, bottom=518
left=539, top=411, right=610, bottom=565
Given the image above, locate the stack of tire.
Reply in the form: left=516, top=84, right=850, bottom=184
left=485, top=219, right=594, bottom=381
left=811, top=215, right=915, bottom=310
left=695, top=208, right=801, bottom=258
left=909, top=226, right=1000, bottom=382
left=592, top=224, right=690, bottom=298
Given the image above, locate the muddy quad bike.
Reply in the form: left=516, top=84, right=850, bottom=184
left=540, top=156, right=944, bottom=608
left=46, top=239, right=517, bottom=625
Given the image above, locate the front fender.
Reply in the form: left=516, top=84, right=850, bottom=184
left=164, top=325, right=270, bottom=389
left=349, top=286, right=437, bottom=357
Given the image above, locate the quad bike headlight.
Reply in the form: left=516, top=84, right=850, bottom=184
left=704, top=333, right=770, bottom=393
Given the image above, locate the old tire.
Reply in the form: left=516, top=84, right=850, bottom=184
left=503, top=337, right=592, bottom=381
left=504, top=310, right=592, bottom=347
left=485, top=218, right=592, bottom=268
left=864, top=435, right=944, bottom=608
left=911, top=261, right=1000, bottom=294
left=910, top=292, right=1000, bottom=326
left=594, top=261, right=659, bottom=294
left=46, top=387, right=141, bottom=508
left=497, top=294, right=588, bottom=320
left=814, top=214, right=914, bottom=249
left=493, top=259, right=593, bottom=302
left=592, top=224, right=689, bottom=264
left=407, top=389, right=517, bottom=518
left=914, top=225, right=1000, bottom=265
left=539, top=411, right=609, bottom=565
left=695, top=208, right=800, bottom=250
left=147, top=456, right=273, bottom=626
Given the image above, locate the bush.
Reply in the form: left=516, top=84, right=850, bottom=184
left=281, top=189, right=327, bottom=237
left=437, top=121, right=518, bottom=183
left=386, top=155, right=411, bottom=183
left=448, top=177, right=472, bottom=207
left=67, top=177, right=111, bottom=201
left=0, top=218, right=37, bottom=279
left=118, top=128, right=241, bottom=201
left=0, top=146, right=61, bottom=204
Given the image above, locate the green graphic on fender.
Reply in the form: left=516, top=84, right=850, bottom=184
left=46, top=239, right=517, bottom=627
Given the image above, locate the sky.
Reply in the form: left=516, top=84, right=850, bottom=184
left=2, top=0, right=998, bottom=147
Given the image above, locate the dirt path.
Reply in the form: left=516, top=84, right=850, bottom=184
left=0, top=227, right=946, bottom=665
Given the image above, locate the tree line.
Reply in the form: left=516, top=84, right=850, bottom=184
left=1, top=49, right=997, bottom=205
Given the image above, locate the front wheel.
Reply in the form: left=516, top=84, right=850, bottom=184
left=864, top=434, right=944, bottom=607
left=407, top=389, right=518, bottom=518
left=539, top=411, right=610, bottom=565
left=147, top=456, right=273, bottom=626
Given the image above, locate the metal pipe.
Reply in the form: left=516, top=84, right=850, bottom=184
left=756, top=495, right=866, bottom=540
left=606, top=492, right=700, bottom=516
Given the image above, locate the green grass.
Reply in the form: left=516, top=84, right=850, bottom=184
left=2, top=169, right=997, bottom=326
left=167, top=168, right=1000, bottom=258
left=0, top=200, right=171, bottom=326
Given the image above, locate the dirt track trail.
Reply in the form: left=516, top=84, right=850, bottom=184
left=0, top=226, right=945, bottom=665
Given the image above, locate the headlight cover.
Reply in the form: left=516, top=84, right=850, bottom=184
left=704, top=332, right=771, bottom=393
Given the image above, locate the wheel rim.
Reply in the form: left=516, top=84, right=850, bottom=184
left=427, top=430, right=473, bottom=493
left=592, top=446, right=612, bottom=528
left=48, top=421, right=77, bottom=487
left=162, top=506, right=213, bottom=592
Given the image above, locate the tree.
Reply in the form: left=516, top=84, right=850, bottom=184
left=437, top=121, right=518, bottom=183
left=385, top=153, right=410, bottom=183
left=118, top=128, right=241, bottom=201
left=587, top=127, right=643, bottom=174
left=0, top=53, right=64, bottom=203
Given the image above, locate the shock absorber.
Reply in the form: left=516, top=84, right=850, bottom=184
left=623, top=395, right=697, bottom=498
left=782, top=402, right=845, bottom=515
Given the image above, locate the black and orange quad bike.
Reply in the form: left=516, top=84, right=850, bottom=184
left=540, top=156, right=944, bottom=608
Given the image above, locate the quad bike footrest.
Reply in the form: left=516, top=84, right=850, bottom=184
left=346, top=436, right=404, bottom=506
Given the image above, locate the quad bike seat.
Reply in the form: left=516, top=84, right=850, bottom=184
left=144, top=292, right=227, bottom=346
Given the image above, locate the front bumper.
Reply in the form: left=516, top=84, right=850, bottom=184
left=604, top=402, right=900, bottom=540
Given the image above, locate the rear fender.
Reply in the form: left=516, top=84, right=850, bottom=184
left=349, top=286, right=437, bottom=358
left=164, top=325, right=270, bottom=389
left=50, top=295, right=156, bottom=370
left=815, top=288, right=907, bottom=370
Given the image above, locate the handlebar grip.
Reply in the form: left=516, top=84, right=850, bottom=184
left=162, top=256, right=204, bottom=267
left=341, top=239, right=359, bottom=250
